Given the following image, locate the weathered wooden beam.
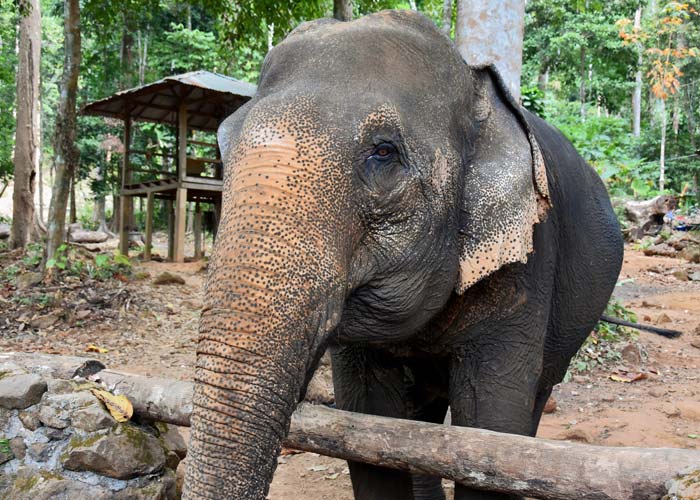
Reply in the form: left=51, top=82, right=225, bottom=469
left=4, top=352, right=697, bottom=500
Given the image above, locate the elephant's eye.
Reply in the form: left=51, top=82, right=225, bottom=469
left=369, top=143, right=397, bottom=161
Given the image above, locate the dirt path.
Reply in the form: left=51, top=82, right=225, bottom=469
left=2, top=245, right=699, bottom=499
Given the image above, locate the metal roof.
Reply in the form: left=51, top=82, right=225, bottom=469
left=81, top=70, right=257, bottom=132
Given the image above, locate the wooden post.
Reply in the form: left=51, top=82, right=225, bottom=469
left=178, top=102, right=188, bottom=182
left=144, top=192, right=154, bottom=261
left=172, top=101, right=188, bottom=262
left=174, top=188, right=187, bottom=262
left=119, top=115, right=132, bottom=256
left=166, top=199, right=174, bottom=261
left=194, top=202, right=203, bottom=259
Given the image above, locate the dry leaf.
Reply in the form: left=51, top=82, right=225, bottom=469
left=85, top=344, right=108, bottom=353
left=90, top=389, right=133, bottom=422
left=308, top=465, right=328, bottom=472
left=610, top=372, right=649, bottom=383
left=323, top=473, right=340, bottom=480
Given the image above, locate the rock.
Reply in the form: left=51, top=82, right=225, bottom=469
left=643, top=243, right=677, bottom=258
left=38, top=391, right=97, bottom=429
left=665, top=468, right=700, bottom=500
left=27, top=442, right=53, bottom=462
left=676, top=401, right=700, bottom=421
left=689, top=271, right=700, bottom=282
left=9, top=437, right=26, bottom=460
left=3, top=469, right=108, bottom=500
left=153, top=272, right=186, bottom=286
left=0, top=407, right=12, bottom=428
left=156, top=423, right=187, bottom=460
left=656, top=313, right=673, bottom=325
left=62, top=424, right=166, bottom=479
left=649, top=387, right=666, bottom=398
left=673, top=270, right=689, bottom=281
left=29, top=313, right=61, bottom=330
left=0, top=374, right=47, bottom=409
left=15, top=271, right=43, bottom=290
left=75, top=309, right=91, bottom=320
left=71, top=403, right=116, bottom=433
left=543, top=396, right=557, bottom=414
left=19, top=406, right=41, bottom=431
left=681, top=245, right=700, bottom=264
left=0, top=223, right=9, bottom=240
left=113, top=468, right=177, bottom=500
left=691, top=340, right=700, bottom=349
left=621, top=343, right=642, bottom=365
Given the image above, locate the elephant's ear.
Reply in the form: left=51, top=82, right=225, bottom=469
left=456, top=66, right=551, bottom=294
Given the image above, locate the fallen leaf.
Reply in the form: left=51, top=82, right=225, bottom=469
left=610, top=372, right=649, bottom=383
left=323, top=473, right=340, bottom=480
left=688, top=434, right=699, bottom=439
left=85, top=344, right=108, bottom=353
left=90, top=389, right=133, bottom=422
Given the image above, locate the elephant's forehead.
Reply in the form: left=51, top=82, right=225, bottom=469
left=260, top=14, right=464, bottom=103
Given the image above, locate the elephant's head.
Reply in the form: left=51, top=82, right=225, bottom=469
left=184, top=10, right=549, bottom=499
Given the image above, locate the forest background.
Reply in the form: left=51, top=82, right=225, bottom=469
left=1, top=0, right=699, bottom=250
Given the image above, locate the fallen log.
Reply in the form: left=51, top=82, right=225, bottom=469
left=2, top=352, right=698, bottom=499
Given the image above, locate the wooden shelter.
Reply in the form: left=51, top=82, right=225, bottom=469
left=81, top=71, right=256, bottom=262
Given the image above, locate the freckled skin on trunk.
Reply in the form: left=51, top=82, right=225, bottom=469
left=184, top=100, right=353, bottom=499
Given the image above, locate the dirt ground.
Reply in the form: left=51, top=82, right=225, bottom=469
left=2, top=241, right=700, bottom=499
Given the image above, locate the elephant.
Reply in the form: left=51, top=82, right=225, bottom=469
left=183, top=10, right=624, bottom=500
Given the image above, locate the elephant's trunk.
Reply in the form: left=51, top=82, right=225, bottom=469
left=183, top=120, right=350, bottom=499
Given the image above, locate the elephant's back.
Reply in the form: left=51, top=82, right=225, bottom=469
left=524, top=110, right=625, bottom=386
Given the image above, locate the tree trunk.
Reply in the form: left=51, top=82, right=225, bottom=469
left=333, top=0, right=352, bottom=22
left=659, top=98, right=667, bottom=191
left=579, top=45, right=586, bottom=122
left=10, top=0, right=41, bottom=249
left=441, top=0, right=452, bottom=36
left=69, top=174, right=77, bottom=224
left=45, top=0, right=80, bottom=266
left=632, top=6, right=642, bottom=137
left=455, top=0, right=526, bottom=100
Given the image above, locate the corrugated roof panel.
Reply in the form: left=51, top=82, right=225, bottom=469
left=81, top=70, right=256, bottom=131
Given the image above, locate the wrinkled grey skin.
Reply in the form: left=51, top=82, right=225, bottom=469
left=184, top=10, right=623, bottom=500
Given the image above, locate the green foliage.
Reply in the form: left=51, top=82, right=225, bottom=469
left=44, top=243, right=131, bottom=280
left=566, top=298, right=638, bottom=377
left=22, top=243, right=45, bottom=268
left=521, top=86, right=545, bottom=117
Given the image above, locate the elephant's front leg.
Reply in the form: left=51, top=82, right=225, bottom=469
left=331, top=345, right=415, bottom=500
left=448, top=336, right=544, bottom=500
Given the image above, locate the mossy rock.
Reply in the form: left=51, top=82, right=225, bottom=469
left=62, top=423, right=165, bottom=480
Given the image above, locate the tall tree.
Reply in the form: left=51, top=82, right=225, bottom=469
left=45, top=0, right=80, bottom=265
left=10, top=0, right=41, bottom=249
left=441, top=0, right=452, bottom=36
left=455, top=0, right=526, bottom=100
left=631, top=5, right=642, bottom=137
left=334, top=0, right=353, bottom=21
